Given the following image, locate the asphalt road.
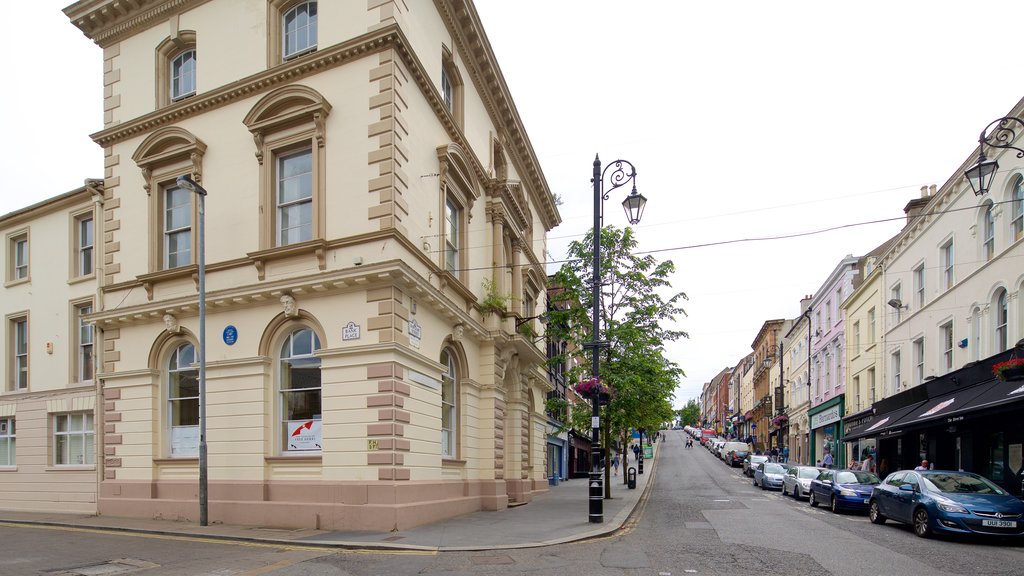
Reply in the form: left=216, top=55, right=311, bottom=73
left=2, top=430, right=1022, bottom=575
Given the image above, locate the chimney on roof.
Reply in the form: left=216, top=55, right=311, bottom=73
left=903, top=186, right=931, bottom=226
left=799, top=294, right=813, bottom=315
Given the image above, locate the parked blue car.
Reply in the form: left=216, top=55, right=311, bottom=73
left=869, top=469, right=1024, bottom=539
left=808, top=469, right=881, bottom=513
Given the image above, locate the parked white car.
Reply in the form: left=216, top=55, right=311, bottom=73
left=782, top=465, right=825, bottom=499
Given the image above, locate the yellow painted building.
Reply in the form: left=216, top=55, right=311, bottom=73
left=64, top=0, right=560, bottom=531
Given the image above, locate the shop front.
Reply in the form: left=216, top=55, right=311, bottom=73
left=808, top=396, right=845, bottom=468
left=843, top=344, right=1024, bottom=495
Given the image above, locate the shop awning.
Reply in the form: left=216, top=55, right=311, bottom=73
left=949, top=377, right=1024, bottom=416
left=891, top=383, right=992, bottom=430
left=843, top=400, right=927, bottom=442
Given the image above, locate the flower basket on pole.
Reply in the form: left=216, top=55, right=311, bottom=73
left=993, top=358, right=1024, bottom=382
left=575, top=378, right=611, bottom=405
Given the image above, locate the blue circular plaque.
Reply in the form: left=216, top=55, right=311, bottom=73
left=223, top=325, right=238, bottom=345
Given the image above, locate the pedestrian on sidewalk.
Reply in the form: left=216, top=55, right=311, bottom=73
left=612, top=453, right=620, bottom=475
left=822, top=450, right=834, bottom=469
left=632, top=443, right=640, bottom=461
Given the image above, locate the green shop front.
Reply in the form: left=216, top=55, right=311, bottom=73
left=808, top=396, right=845, bottom=468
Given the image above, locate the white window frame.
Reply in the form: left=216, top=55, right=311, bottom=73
left=11, top=316, right=28, bottom=391
left=53, top=412, right=95, bottom=466
left=891, top=350, right=901, bottom=394
left=913, top=263, right=925, bottom=308
left=972, top=306, right=982, bottom=362
left=279, top=327, right=322, bottom=454
left=941, top=321, right=953, bottom=372
left=76, top=303, right=94, bottom=383
left=441, top=347, right=458, bottom=458
left=853, top=320, right=860, bottom=353
left=276, top=148, right=314, bottom=246
left=868, top=307, right=876, bottom=343
left=0, top=417, right=13, bottom=467
left=891, top=284, right=903, bottom=323
left=170, top=48, right=197, bottom=101
left=868, top=367, right=876, bottom=404
left=11, top=234, right=28, bottom=281
left=913, top=337, right=925, bottom=386
left=983, top=204, right=995, bottom=261
left=996, top=290, right=1008, bottom=353
left=282, top=0, right=317, bottom=60
left=444, top=197, right=460, bottom=274
left=76, top=214, right=94, bottom=278
left=168, top=342, right=199, bottom=457
left=1013, top=176, right=1024, bottom=241
left=163, top=185, right=192, bottom=268
left=941, top=238, right=955, bottom=289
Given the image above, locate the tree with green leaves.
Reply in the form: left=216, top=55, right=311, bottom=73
left=677, top=399, right=700, bottom=427
left=547, top=225, right=687, bottom=495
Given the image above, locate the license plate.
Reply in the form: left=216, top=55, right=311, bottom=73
left=982, top=519, right=1016, bottom=528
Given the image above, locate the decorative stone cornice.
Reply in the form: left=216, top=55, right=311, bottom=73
left=65, top=0, right=207, bottom=48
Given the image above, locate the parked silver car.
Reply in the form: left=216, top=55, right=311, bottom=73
left=754, top=462, right=788, bottom=490
left=743, top=454, right=769, bottom=477
left=782, top=465, right=825, bottom=499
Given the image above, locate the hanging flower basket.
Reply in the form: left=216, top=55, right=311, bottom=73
left=575, top=377, right=611, bottom=403
left=993, top=358, right=1024, bottom=382
left=771, top=414, right=789, bottom=427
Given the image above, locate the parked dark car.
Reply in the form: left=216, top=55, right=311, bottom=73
left=869, top=469, right=1024, bottom=539
left=726, top=449, right=749, bottom=468
left=754, top=462, right=787, bottom=490
left=809, top=469, right=880, bottom=513
left=743, top=454, right=769, bottom=477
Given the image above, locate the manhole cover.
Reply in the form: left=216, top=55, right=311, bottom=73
left=48, top=558, right=159, bottom=575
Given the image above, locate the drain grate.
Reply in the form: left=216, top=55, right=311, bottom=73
left=47, top=558, right=159, bottom=575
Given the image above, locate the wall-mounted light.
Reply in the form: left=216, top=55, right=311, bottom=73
left=887, top=298, right=907, bottom=310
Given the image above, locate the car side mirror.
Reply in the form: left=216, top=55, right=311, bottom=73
left=898, top=483, right=915, bottom=492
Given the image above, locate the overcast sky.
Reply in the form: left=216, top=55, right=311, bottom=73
left=5, top=1, right=1024, bottom=409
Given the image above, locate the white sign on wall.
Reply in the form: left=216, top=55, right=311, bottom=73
left=342, top=322, right=361, bottom=341
left=287, top=419, right=322, bottom=451
left=408, top=319, right=422, bottom=349
left=810, top=405, right=841, bottom=429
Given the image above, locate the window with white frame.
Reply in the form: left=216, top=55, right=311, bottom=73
left=164, top=185, right=192, bottom=268
left=914, top=263, right=925, bottom=308
left=440, top=46, right=464, bottom=126
left=76, top=214, right=94, bottom=278
left=868, top=368, right=876, bottom=403
left=1013, top=176, right=1024, bottom=241
left=171, top=49, right=197, bottom=101
left=913, top=337, right=924, bottom=386
left=280, top=328, right=321, bottom=453
left=54, top=412, right=94, bottom=466
left=825, top=300, right=832, bottom=327
left=167, top=342, right=199, bottom=457
left=444, top=198, right=460, bottom=274
left=868, top=307, right=876, bottom=342
left=277, top=149, right=314, bottom=246
left=75, top=303, right=94, bottom=382
left=9, top=316, right=28, bottom=391
left=983, top=203, right=995, bottom=261
left=440, top=347, right=458, bottom=458
left=972, top=306, right=982, bottom=362
left=853, top=320, right=860, bottom=354
left=0, top=417, right=13, bottom=466
left=9, top=233, right=28, bottom=282
left=853, top=375, right=861, bottom=412
left=941, top=239, right=955, bottom=289
left=941, top=321, right=953, bottom=372
left=891, top=284, right=903, bottom=323
left=282, top=0, right=317, bottom=60
left=996, top=289, right=1008, bottom=353
left=891, top=350, right=901, bottom=393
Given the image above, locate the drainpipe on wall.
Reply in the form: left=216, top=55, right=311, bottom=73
left=85, top=178, right=105, bottom=497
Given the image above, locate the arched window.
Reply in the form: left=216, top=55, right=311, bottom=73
left=167, top=342, right=199, bottom=457
left=170, top=49, right=196, bottom=101
left=283, top=1, right=317, bottom=60
left=995, top=289, right=1008, bottom=353
left=280, top=328, right=322, bottom=453
left=971, top=306, right=982, bottom=362
left=1012, top=176, right=1024, bottom=241
left=440, top=347, right=458, bottom=458
left=983, top=203, right=995, bottom=261
left=155, top=31, right=197, bottom=107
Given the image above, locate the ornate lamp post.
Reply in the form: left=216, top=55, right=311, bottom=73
left=965, top=116, right=1024, bottom=196
left=587, top=155, right=647, bottom=523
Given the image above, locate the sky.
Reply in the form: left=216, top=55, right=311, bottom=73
left=5, top=1, right=1024, bottom=409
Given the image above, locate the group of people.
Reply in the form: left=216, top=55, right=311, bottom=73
left=610, top=443, right=644, bottom=476
left=753, top=446, right=789, bottom=463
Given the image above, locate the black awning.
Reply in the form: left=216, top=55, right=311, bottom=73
left=843, top=400, right=927, bottom=442
left=948, top=377, right=1024, bottom=417
left=892, top=383, right=992, bottom=430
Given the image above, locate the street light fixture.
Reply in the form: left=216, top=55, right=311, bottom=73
left=175, top=174, right=208, bottom=526
left=586, top=155, right=646, bottom=524
left=965, top=116, right=1024, bottom=196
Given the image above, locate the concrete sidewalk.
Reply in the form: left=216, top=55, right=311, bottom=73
left=0, top=449, right=657, bottom=552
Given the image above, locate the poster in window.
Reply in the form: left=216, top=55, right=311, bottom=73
left=288, top=419, right=322, bottom=451
left=1009, top=443, right=1022, bottom=476
left=171, top=426, right=199, bottom=456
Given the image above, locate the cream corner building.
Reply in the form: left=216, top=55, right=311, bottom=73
left=63, top=0, right=560, bottom=531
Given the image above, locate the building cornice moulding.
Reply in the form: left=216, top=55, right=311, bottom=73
left=65, top=0, right=212, bottom=48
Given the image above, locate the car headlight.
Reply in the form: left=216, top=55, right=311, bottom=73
left=839, top=489, right=857, bottom=497
left=936, top=501, right=968, bottom=514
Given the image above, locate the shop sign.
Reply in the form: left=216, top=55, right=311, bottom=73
left=287, top=419, right=322, bottom=451
left=810, top=405, right=841, bottom=429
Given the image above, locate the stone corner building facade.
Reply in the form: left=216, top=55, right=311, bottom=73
left=64, top=0, right=560, bottom=531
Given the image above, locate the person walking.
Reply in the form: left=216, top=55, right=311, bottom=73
left=782, top=446, right=789, bottom=463
left=914, top=459, right=929, bottom=471
left=822, top=450, right=834, bottom=469
left=632, top=443, right=640, bottom=461
left=612, top=452, right=621, bottom=476
left=861, top=453, right=875, bottom=473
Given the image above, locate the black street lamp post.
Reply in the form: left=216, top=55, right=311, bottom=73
left=587, top=155, right=647, bottom=524
left=965, top=116, right=1024, bottom=196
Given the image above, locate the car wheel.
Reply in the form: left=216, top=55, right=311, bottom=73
left=831, top=495, right=839, bottom=513
left=782, top=484, right=788, bottom=496
left=913, top=508, right=931, bottom=538
left=869, top=501, right=886, bottom=525
left=809, top=491, right=818, bottom=507
left=794, top=486, right=802, bottom=499
left=753, top=477, right=758, bottom=486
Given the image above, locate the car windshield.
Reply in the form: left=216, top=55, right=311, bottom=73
left=798, top=467, right=822, bottom=479
left=920, top=472, right=1007, bottom=495
left=764, top=463, right=786, bottom=474
left=835, top=471, right=880, bottom=485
